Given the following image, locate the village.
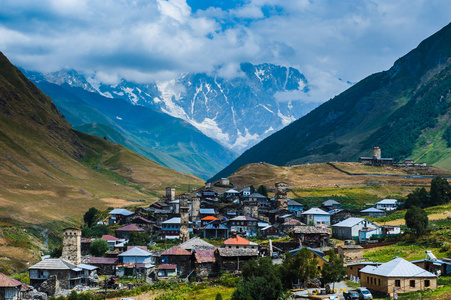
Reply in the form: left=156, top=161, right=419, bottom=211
left=2, top=168, right=450, bottom=300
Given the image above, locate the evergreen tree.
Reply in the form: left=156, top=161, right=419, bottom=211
left=404, top=187, right=429, bottom=209
left=430, top=176, right=451, bottom=206
left=405, top=206, right=428, bottom=237
left=321, top=249, right=346, bottom=291
left=83, top=207, right=99, bottom=228
left=90, top=239, right=109, bottom=257
left=281, top=248, right=319, bottom=288
left=257, top=185, right=268, bottom=197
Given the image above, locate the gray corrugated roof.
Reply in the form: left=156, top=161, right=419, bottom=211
left=119, top=247, right=151, bottom=257
left=332, top=217, right=365, bottom=228
left=180, top=237, right=215, bottom=250
left=360, top=257, right=437, bottom=278
left=322, top=199, right=340, bottom=206
left=109, top=208, right=133, bottom=216
left=301, top=207, right=330, bottom=215
left=287, top=199, right=303, bottom=206
left=361, top=207, right=385, bottom=213
left=376, top=199, right=398, bottom=204
left=200, top=208, right=215, bottom=214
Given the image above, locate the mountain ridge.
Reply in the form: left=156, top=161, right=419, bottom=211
left=210, top=22, right=451, bottom=182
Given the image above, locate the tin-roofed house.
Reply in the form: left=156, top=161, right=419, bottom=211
left=117, top=247, right=155, bottom=278
left=321, top=199, right=341, bottom=211
left=360, top=207, right=386, bottom=218
left=301, top=208, right=330, bottom=226
left=227, top=216, right=258, bottom=236
left=216, top=248, right=258, bottom=272
left=115, top=224, right=145, bottom=239
left=180, top=237, right=215, bottom=252
left=29, top=258, right=84, bottom=292
left=0, top=272, right=22, bottom=300
left=287, top=199, right=304, bottom=217
left=360, top=257, right=437, bottom=294
left=375, top=199, right=399, bottom=211
left=332, top=218, right=381, bottom=241
left=88, top=257, right=118, bottom=275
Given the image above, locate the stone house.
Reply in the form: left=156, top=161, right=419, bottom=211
left=192, top=249, right=218, bottom=278
left=301, top=208, right=331, bottom=225
left=224, top=234, right=258, bottom=250
left=161, top=246, right=192, bottom=277
left=331, top=217, right=380, bottom=240
left=108, top=208, right=133, bottom=225
left=0, top=272, right=22, bottom=300
left=115, top=224, right=145, bottom=239
left=260, top=225, right=280, bottom=238
left=29, top=258, right=83, bottom=291
left=337, top=245, right=363, bottom=263
left=203, top=222, right=229, bottom=239
left=360, top=257, right=437, bottom=294
left=215, top=248, right=258, bottom=272
left=281, top=219, right=305, bottom=233
left=88, top=257, right=118, bottom=275
left=227, top=216, right=258, bottom=236
left=289, top=226, right=330, bottom=248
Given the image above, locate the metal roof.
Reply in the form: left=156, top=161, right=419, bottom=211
left=322, top=199, right=340, bottom=206
left=376, top=199, right=398, bottom=205
left=287, top=199, right=303, bottom=206
left=217, top=248, right=258, bottom=257
left=161, top=246, right=191, bottom=256
left=229, top=216, right=257, bottom=221
left=332, top=217, right=365, bottom=228
left=109, top=208, right=133, bottom=216
left=291, top=226, right=330, bottom=234
left=0, top=272, right=22, bottom=287
left=360, top=257, right=437, bottom=278
left=88, top=257, right=118, bottom=264
left=361, top=207, right=385, bottom=213
left=301, top=207, right=330, bottom=215
left=200, top=208, right=215, bottom=214
left=116, top=224, right=145, bottom=232
left=247, top=192, right=267, bottom=198
left=77, top=264, right=98, bottom=271
left=194, top=249, right=216, bottom=263
left=224, top=235, right=251, bottom=245
left=119, top=247, right=151, bottom=257
left=158, top=264, right=177, bottom=270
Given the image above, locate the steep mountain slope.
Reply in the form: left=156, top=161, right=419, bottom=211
left=0, top=51, right=203, bottom=225
left=28, top=63, right=324, bottom=152
left=23, top=78, right=237, bottom=179
left=211, top=22, right=451, bottom=181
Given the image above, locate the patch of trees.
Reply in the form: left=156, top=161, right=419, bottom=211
left=232, top=257, right=284, bottom=300
left=403, top=176, right=451, bottom=209
left=89, top=239, right=109, bottom=257
left=405, top=206, right=428, bottom=237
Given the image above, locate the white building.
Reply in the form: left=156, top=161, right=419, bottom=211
left=375, top=199, right=398, bottom=211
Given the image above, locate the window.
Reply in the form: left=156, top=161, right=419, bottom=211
left=410, top=280, right=415, bottom=287
left=425, top=280, right=430, bottom=287
left=370, top=277, right=373, bottom=284
left=378, top=279, right=381, bottom=286
left=367, top=276, right=369, bottom=283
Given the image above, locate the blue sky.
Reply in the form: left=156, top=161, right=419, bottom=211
left=0, top=0, right=450, bottom=103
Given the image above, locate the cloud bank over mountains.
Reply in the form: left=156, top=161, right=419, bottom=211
left=0, top=0, right=450, bottom=103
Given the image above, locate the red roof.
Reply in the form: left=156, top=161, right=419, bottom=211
left=224, top=235, right=250, bottom=246
left=194, top=249, right=216, bottom=263
left=0, top=272, right=22, bottom=287
left=102, top=235, right=120, bottom=241
left=116, top=224, right=145, bottom=232
left=135, top=216, right=153, bottom=223
left=201, top=216, right=219, bottom=221
left=158, top=264, right=177, bottom=270
left=161, top=246, right=191, bottom=256
left=88, top=257, right=118, bottom=264
left=81, top=237, right=93, bottom=243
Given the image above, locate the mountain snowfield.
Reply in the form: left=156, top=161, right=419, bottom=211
left=32, top=63, right=325, bottom=153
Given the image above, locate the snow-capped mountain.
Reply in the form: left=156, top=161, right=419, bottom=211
left=29, top=63, right=319, bottom=152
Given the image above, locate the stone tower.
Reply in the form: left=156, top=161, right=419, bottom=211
left=190, top=197, right=201, bottom=222
left=275, top=182, right=288, bottom=210
left=179, top=196, right=190, bottom=243
left=373, top=146, right=381, bottom=159
left=166, top=187, right=175, bottom=202
left=61, top=227, right=81, bottom=265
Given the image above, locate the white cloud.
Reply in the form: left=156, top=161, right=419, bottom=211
left=0, top=0, right=449, bottom=103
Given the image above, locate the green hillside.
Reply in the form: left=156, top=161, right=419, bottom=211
left=212, top=22, right=451, bottom=181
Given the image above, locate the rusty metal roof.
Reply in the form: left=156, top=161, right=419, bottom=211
left=88, top=257, right=118, bottom=264
left=161, top=246, right=191, bottom=256
left=158, top=264, right=177, bottom=270
left=194, top=249, right=216, bottom=263
left=116, top=224, right=145, bottom=232
left=0, top=272, right=22, bottom=287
